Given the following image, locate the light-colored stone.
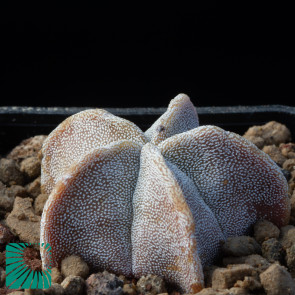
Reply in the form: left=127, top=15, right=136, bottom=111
left=263, top=145, right=287, bottom=166
left=0, top=182, right=28, bottom=212
left=211, top=264, right=257, bottom=289
left=283, top=158, right=295, bottom=173
left=279, top=225, right=295, bottom=249
left=243, top=254, right=271, bottom=272
left=136, top=274, right=166, bottom=295
left=290, top=192, right=295, bottom=224
left=222, top=236, right=261, bottom=257
left=61, top=255, right=89, bottom=279
left=260, top=263, right=295, bottom=295
left=197, top=288, right=231, bottom=295
left=6, top=197, right=40, bottom=244
left=253, top=220, right=280, bottom=244
left=123, top=283, right=137, bottom=295
left=61, top=275, right=85, bottom=295
left=20, top=156, right=41, bottom=180
left=34, top=193, right=49, bottom=215
left=234, top=275, right=262, bottom=291
left=243, top=121, right=291, bottom=149
left=7, top=135, right=47, bottom=162
left=286, top=244, right=295, bottom=277
left=26, top=177, right=41, bottom=198
left=43, top=283, right=65, bottom=295
left=51, top=267, right=63, bottom=284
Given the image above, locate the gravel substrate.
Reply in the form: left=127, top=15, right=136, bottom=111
left=1, top=121, right=295, bottom=295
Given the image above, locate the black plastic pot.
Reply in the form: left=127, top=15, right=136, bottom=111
left=1, top=105, right=295, bottom=156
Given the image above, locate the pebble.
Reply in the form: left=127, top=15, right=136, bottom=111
left=261, top=238, right=284, bottom=263
left=280, top=142, right=295, bottom=158
left=260, top=263, right=295, bottom=295
left=253, top=220, right=280, bottom=244
left=262, top=144, right=287, bottom=166
left=234, top=275, right=262, bottom=291
left=289, top=170, right=295, bottom=189
left=197, top=288, right=232, bottom=295
left=136, top=274, right=166, bottom=295
left=0, top=158, right=24, bottom=185
left=61, top=255, right=89, bottom=279
left=51, top=267, right=63, bottom=284
left=0, top=223, right=14, bottom=249
left=0, top=184, right=13, bottom=213
left=43, top=283, right=65, bottom=295
left=6, top=197, right=40, bottom=244
left=243, top=121, right=292, bottom=149
left=61, top=275, right=85, bottom=295
left=222, top=256, right=247, bottom=266
left=279, top=225, right=295, bottom=249
left=243, top=254, right=271, bottom=272
left=211, top=264, right=257, bottom=289
left=86, top=270, right=124, bottom=295
left=20, top=156, right=41, bottom=180
left=7, top=184, right=28, bottom=199
left=290, top=191, right=295, bottom=223
left=222, top=236, right=261, bottom=257
left=283, top=158, right=295, bottom=172
left=34, top=193, right=49, bottom=215
left=118, top=275, right=127, bottom=284
left=26, top=176, right=41, bottom=198
left=0, top=181, right=28, bottom=212
left=7, top=135, right=47, bottom=162
left=123, top=283, right=137, bottom=295
left=286, top=244, right=295, bottom=276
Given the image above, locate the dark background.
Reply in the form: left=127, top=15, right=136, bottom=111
left=1, top=3, right=293, bottom=108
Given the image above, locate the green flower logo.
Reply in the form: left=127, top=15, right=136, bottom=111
left=6, top=243, right=52, bottom=289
